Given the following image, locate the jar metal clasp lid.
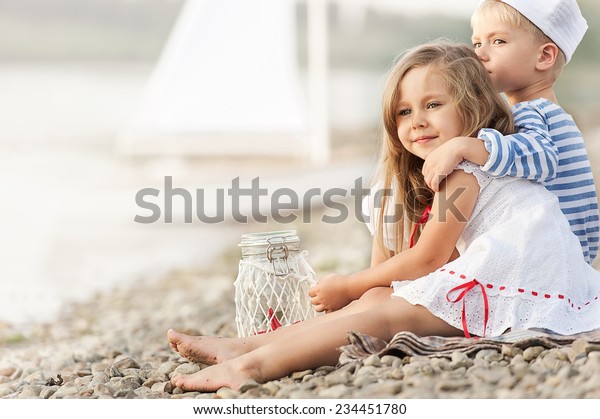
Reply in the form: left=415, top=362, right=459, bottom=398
left=266, top=236, right=290, bottom=277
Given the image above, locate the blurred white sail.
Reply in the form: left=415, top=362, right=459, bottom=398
left=117, top=0, right=317, bottom=159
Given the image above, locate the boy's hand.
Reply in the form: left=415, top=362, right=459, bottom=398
left=423, top=137, right=489, bottom=192
left=423, top=140, right=464, bottom=192
left=308, top=273, right=352, bottom=313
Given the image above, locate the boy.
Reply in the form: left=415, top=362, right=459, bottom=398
left=423, top=0, right=599, bottom=264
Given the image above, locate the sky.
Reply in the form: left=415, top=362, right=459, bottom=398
left=340, top=0, right=482, bottom=18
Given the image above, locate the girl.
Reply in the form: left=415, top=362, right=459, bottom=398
left=167, top=40, right=600, bottom=392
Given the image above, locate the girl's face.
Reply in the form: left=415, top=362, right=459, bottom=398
left=395, top=65, right=464, bottom=160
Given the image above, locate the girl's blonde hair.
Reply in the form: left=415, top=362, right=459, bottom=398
left=471, top=0, right=566, bottom=72
left=373, top=39, right=514, bottom=257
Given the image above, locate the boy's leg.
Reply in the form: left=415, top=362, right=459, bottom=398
left=168, top=287, right=393, bottom=365
left=171, top=296, right=461, bottom=392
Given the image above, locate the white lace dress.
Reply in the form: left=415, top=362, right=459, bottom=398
left=391, top=162, right=600, bottom=337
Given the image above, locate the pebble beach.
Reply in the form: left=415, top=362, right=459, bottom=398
left=2, top=213, right=600, bottom=401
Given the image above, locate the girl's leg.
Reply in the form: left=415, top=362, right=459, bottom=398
left=171, top=296, right=461, bottom=392
left=168, top=287, right=393, bottom=365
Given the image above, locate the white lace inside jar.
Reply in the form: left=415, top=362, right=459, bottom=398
left=233, top=230, right=318, bottom=337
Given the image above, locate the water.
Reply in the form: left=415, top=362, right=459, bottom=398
left=0, top=63, right=377, bottom=325
left=0, top=63, right=245, bottom=325
left=0, top=144, right=248, bottom=325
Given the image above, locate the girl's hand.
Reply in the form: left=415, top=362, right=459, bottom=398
left=308, top=273, right=352, bottom=313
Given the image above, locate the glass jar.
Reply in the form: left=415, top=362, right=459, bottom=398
left=233, top=230, right=318, bottom=337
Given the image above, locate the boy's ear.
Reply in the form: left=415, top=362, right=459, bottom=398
left=536, top=43, right=559, bottom=71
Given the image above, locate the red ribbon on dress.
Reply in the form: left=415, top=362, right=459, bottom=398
left=446, top=279, right=489, bottom=338
left=409, top=206, right=432, bottom=248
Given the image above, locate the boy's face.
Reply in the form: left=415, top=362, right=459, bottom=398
left=471, top=13, right=541, bottom=95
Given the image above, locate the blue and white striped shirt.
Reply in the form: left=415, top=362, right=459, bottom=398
left=478, top=98, right=599, bottom=264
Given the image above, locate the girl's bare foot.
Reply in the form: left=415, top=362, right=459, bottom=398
left=171, top=357, right=260, bottom=392
left=167, top=329, right=250, bottom=365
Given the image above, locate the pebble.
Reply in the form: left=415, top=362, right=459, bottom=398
left=523, top=346, right=546, bottom=362
left=381, top=355, right=398, bottom=366
left=150, top=381, right=173, bottom=393
left=363, top=354, right=382, bottom=367
left=289, top=369, right=312, bottom=380
left=450, top=351, right=474, bottom=369
left=216, top=387, right=239, bottom=399
left=0, top=368, right=16, bottom=377
left=238, top=379, right=260, bottom=393
left=173, top=363, right=200, bottom=376
left=568, top=339, right=591, bottom=363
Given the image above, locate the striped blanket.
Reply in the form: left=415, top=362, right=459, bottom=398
left=338, top=329, right=600, bottom=365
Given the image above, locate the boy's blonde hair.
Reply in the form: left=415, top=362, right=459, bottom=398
left=373, top=40, right=514, bottom=256
left=472, top=0, right=566, bottom=76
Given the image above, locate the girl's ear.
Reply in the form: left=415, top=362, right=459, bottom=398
left=536, top=43, right=559, bottom=71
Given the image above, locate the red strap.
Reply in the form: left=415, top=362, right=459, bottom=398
left=268, top=307, right=282, bottom=331
left=409, top=206, right=432, bottom=248
left=446, top=279, right=489, bottom=338
left=255, top=308, right=283, bottom=334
